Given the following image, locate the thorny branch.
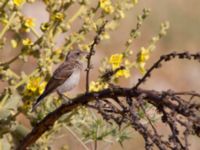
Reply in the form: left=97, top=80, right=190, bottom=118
left=17, top=52, right=200, bottom=150
left=134, top=51, right=200, bottom=89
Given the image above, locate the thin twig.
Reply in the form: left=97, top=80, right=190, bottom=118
left=0, top=52, right=21, bottom=67
left=133, top=52, right=200, bottom=89
left=0, top=12, right=16, bottom=40
left=85, top=21, right=108, bottom=92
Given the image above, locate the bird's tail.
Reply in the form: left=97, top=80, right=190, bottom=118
left=31, top=93, right=46, bottom=112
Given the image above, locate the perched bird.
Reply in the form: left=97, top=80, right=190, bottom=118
left=32, top=49, right=88, bottom=111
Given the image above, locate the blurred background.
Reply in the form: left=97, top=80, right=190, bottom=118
left=1, top=0, right=200, bottom=149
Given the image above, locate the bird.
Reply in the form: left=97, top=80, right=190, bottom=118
left=32, top=49, right=88, bottom=111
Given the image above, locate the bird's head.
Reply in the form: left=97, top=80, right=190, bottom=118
left=65, top=49, right=88, bottom=61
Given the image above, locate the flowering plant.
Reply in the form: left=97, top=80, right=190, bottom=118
left=1, top=1, right=199, bottom=150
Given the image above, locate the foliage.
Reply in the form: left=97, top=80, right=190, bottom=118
left=3, top=0, right=200, bottom=150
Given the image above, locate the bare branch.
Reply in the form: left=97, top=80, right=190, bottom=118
left=133, top=52, right=200, bottom=89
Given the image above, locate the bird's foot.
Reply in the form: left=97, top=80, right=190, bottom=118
left=57, top=91, right=71, bottom=103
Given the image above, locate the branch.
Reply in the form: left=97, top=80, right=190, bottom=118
left=85, top=21, right=108, bottom=92
left=133, top=51, right=200, bottom=89
left=17, top=87, right=200, bottom=149
left=0, top=12, right=16, bottom=40
left=0, top=53, right=21, bottom=67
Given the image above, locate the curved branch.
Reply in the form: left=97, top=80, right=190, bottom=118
left=133, top=52, right=200, bottom=89
left=17, top=87, right=200, bottom=150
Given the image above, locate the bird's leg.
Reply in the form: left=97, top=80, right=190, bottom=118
left=57, top=91, right=70, bottom=102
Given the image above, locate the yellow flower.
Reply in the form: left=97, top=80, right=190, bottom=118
left=26, top=77, right=41, bottom=92
left=118, top=10, right=125, bottom=19
left=137, top=47, right=150, bottom=62
left=104, top=5, right=114, bottom=14
left=21, top=100, right=32, bottom=111
left=132, top=0, right=138, bottom=5
left=100, top=0, right=114, bottom=14
left=13, top=0, right=25, bottom=6
left=22, top=38, right=33, bottom=46
left=11, top=39, right=18, bottom=48
left=53, top=48, right=62, bottom=55
left=101, top=32, right=110, bottom=40
left=26, top=77, right=46, bottom=95
left=115, top=68, right=130, bottom=78
left=43, top=0, right=50, bottom=4
left=54, top=12, right=64, bottom=21
left=138, top=62, right=146, bottom=74
left=109, top=53, right=123, bottom=69
left=89, top=81, right=108, bottom=92
left=136, top=47, right=150, bottom=74
left=24, top=18, right=35, bottom=28
left=40, top=22, right=49, bottom=32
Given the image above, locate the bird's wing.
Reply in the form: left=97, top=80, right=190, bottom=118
left=32, top=61, right=78, bottom=111
left=44, top=61, right=76, bottom=94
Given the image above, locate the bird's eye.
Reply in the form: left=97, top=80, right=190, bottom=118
left=77, top=52, right=80, bottom=55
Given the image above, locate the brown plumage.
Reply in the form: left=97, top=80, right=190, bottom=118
left=32, top=49, right=87, bottom=111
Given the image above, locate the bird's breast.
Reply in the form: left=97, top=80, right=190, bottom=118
left=56, top=69, right=81, bottom=93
